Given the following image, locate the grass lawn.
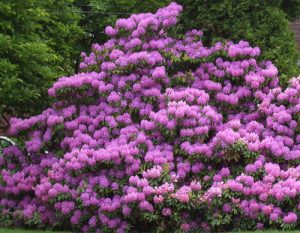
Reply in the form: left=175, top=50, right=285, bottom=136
left=0, top=229, right=300, bottom=233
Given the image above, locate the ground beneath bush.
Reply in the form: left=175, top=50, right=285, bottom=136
left=1, top=229, right=300, bottom=233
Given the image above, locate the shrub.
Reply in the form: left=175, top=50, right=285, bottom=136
left=1, top=2, right=300, bottom=233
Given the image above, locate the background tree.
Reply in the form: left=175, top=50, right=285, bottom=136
left=281, top=0, right=300, bottom=21
left=0, top=0, right=83, bottom=129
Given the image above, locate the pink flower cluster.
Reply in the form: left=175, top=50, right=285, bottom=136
left=1, top=2, right=300, bottom=232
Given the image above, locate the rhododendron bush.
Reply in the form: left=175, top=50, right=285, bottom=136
left=1, top=2, right=300, bottom=233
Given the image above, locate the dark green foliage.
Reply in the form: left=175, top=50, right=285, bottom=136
left=177, top=0, right=300, bottom=84
left=281, top=0, right=300, bottom=21
left=0, top=0, right=83, bottom=121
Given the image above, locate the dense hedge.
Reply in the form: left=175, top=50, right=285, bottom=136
left=1, top=2, right=300, bottom=233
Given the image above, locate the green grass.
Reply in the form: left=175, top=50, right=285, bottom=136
left=0, top=229, right=300, bottom=233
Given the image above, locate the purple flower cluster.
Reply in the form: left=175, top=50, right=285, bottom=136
left=1, top=2, right=300, bottom=232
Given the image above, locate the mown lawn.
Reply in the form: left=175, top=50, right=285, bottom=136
left=0, top=229, right=300, bottom=233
